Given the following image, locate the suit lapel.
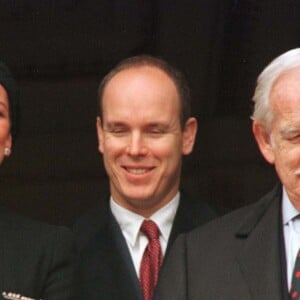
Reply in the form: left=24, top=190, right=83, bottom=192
left=167, top=195, right=195, bottom=254
left=109, top=212, right=143, bottom=300
left=78, top=203, right=142, bottom=300
left=235, top=185, right=285, bottom=300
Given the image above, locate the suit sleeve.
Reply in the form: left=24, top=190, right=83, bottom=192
left=154, top=234, right=188, bottom=300
left=42, top=227, right=76, bottom=300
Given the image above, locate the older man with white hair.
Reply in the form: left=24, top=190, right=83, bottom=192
left=155, top=48, right=300, bottom=300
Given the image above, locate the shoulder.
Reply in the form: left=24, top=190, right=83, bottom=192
left=0, top=207, right=72, bottom=238
left=185, top=184, right=281, bottom=245
left=0, top=206, right=73, bottom=241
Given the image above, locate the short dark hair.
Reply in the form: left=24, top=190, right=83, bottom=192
left=97, top=55, right=192, bottom=128
left=0, top=62, right=20, bottom=139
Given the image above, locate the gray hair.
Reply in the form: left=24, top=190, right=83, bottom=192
left=252, top=48, right=300, bottom=130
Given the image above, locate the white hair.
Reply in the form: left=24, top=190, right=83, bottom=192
left=252, top=48, right=300, bottom=131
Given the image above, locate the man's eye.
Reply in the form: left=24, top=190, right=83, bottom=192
left=287, top=134, right=300, bottom=141
left=150, top=129, right=162, bottom=134
left=147, top=129, right=166, bottom=137
left=113, top=129, right=124, bottom=133
left=147, top=126, right=166, bottom=134
left=110, top=128, right=128, bottom=134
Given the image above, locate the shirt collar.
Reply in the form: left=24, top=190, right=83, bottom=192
left=282, top=186, right=300, bottom=225
left=110, top=193, right=180, bottom=248
left=150, top=193, right=180, bottom=243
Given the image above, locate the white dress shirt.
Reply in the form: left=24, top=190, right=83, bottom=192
left=282, top=187, right=300, bottom=290
left=110, top=193, right=180, bottom=278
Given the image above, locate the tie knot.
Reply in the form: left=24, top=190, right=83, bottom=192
left=141, top=220, right=160, bottom=240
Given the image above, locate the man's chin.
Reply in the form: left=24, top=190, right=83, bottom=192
left=126, top=196, right=154, bottom=208
left=123, top=194, right=160, bottom=210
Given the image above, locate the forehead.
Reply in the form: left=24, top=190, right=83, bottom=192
left=102, top=66, right=180, bottom=111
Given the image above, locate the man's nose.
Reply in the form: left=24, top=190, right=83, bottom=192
left=126, top=132, right=148, bottom=156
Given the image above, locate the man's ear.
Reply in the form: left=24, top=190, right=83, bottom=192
left=252, top=121, right=275, bottom=164
left=182, top=117, right=198, bottom=155
left=96, top=117, right=104, bottom=154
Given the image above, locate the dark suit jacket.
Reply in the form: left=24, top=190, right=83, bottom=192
left=155, top=184, right=289, bottom=300
left=0, top=207, right=75, bottom=300
left=73, top=193, right=217, bottom=300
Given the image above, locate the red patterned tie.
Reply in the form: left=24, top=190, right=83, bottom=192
left=291, top=249, right=300, bottom=299
left=139, top=220, right=163, bottom=300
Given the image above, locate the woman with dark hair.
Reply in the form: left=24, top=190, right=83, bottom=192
left=0, top=62, right=74, bottom=300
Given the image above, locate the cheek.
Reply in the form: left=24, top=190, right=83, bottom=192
left=0, top=123, right=10, bottom=144
left=274, top=147, right=300, bottom=175
left=151, top=140, right=182, bottom=164
left=289, top=152, right=300, bottom=172
left=102, top=139, right=127, bottom=167
left=103, top=136, right=124, bottom=153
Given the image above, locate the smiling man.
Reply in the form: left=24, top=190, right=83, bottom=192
left=73, top=55, right=216, bottom=300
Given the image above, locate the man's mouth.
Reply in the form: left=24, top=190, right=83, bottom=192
left=124, top=167, right=153, bottom=174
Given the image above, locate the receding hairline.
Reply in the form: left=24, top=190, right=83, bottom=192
left=272, top=65, right=300, bottom=88
left=97, top=55, right=192, bottom=129
left=269, top=66, right=300, bottom=103
left=103, top=64, right=180, bottom=97
left=99, top=63, right=187, bottom=126
left=101, top=65, right=182, bottom=125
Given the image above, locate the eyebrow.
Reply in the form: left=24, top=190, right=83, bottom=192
left=280, top=127, right=300, bottom=136
left=146, top=122, right=169, bottom=129
left=105, top=121, right=169, bottom=128
left=105, top=121, right=127, bottom=127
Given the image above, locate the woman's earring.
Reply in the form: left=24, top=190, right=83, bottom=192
left=4, top=147, right=11, bottom=156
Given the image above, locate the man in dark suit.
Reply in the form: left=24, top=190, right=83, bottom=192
left=0, top=62, right=75, bottom=300
left=73, top=55, right=216, bottom=300
left=155, top=48, right=300, bottom=300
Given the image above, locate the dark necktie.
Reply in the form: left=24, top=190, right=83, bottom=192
left=290, top=249, right=300, bottom=299
left=139, top=220, right=163, bottom=300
